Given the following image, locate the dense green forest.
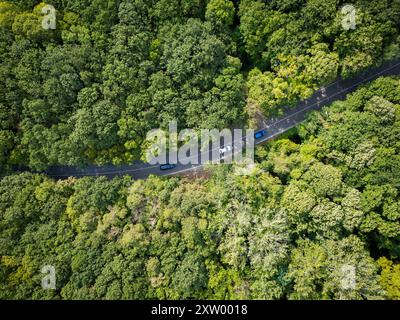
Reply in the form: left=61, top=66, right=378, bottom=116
left=1, top=0, right=400, bottom=300
left=1, top=77, right=400, bottom=299
left=0, top=0, right=400, bottom=170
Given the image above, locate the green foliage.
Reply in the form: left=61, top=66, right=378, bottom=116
left=247, top=44, right=338, bottom=115
left=0, top=0, right=245, bottom=170
left=1, top=0, right=400, bottom=300
left=242, top=0, right=400, bottom=115
left=287, top=236, right=383, bottom=300
left=2, top=0, right=399, bottom=169
left=2, top=78, right=399, bottom=299
left=205, top=0, right=235, bottom=26
left=378, top=257, right=400, bottom=299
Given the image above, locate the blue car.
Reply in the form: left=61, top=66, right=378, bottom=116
left=160, top=163, right=176, bottom=171
left=254, top=130, right=266, bottom=139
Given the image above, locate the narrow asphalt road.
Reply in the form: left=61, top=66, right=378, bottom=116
left=17, top=59, right=400, bottom=180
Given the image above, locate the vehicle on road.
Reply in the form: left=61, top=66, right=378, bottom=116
left=160, top=164, right=176, bottom=171
left=254, top=130, right=266, bottom=139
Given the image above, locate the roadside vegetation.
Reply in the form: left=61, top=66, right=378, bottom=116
left=1, top=0, right=400, bottom=170
left=1, top=77, right=400, bottom=299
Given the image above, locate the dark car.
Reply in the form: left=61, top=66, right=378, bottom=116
left=254, top=130, right=266, bottom=139
left=159, top=163, right=176, bottom=171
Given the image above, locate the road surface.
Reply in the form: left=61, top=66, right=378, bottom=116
left=15, top=59, right=400, bottom=180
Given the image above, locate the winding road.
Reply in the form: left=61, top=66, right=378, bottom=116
left=19, top=58, right=400, bottom=180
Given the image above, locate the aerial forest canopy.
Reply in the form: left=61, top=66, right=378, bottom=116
left=0, top=0, right=399, bottom=170
left=1, top=77, right=400, bottom=299
left=1, top=0, right=400, bottom=301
